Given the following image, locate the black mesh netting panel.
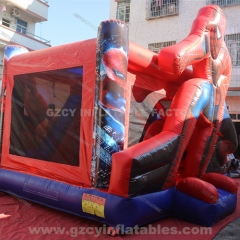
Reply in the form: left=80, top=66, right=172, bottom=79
left=10, top=67, right=82, bottom=166
left=128, top=87, right=166, bottom=147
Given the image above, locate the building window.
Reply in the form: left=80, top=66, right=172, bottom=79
left=147, top=0, right=179, bottom=19
left=116, top=0, right=130, bottom=23
left=225, top=33, right=240, bottom=67
left=148, top=41, right=176, bottom=53
left=209, top=0, right=240, bottom=7
left=16, top=19, right=27, bottom=34
left=229, top=113, right=240, bottom=121
left=230, top=114, right=237, bottom=119
left=2, top=18, right=10, bottom=28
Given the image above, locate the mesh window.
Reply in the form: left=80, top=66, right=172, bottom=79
left=128, top=86, right=166, bottom=147
left=10, top=67, right=83, bottom=166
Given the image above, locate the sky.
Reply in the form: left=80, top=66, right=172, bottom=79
left=35, top=0, right=111, bottom=47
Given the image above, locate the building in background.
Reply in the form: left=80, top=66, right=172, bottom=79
left=0, top=0, right=50, bottom=80
left=110, top=0, right=240, bottom=157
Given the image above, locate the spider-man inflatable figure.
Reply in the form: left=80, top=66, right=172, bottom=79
left=106, top=4, right=238, bottom=217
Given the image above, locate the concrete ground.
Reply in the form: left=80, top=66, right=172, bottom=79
left=213, top=217, right=240, bottom=240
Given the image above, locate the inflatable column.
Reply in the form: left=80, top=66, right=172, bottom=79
left=92, top=20, right=129, bottom=188
left=0, top=46, right=28, bottom=155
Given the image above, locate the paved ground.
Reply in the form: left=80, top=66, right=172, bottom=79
left=213, top=217, right=240, bottom=240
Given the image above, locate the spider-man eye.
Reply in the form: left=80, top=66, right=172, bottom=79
left=113, top=68, right=125, bottom=80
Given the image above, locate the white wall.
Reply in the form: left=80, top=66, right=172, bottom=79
left=0, top=1, right=50, bottom=51
left=0, top=25, right=49, bottom=50
left=223, top=5, right=240, bottom=35
left=226, top=97, right=240, bottom=112
left=7, top=0, right=48, bottom=20
left=0, top=7, right=35, bottom=35
left=110, top=0, right=240, bottom=48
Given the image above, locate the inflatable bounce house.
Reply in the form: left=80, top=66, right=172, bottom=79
left=0, top=4, right=238, bottom=234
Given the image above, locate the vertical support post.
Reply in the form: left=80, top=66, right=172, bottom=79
left=92, top=20, right=129, bottom=188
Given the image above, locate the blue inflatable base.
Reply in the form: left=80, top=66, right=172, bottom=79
left=0, top=169, right=173, bottom=230
left=174, top=188, right=237, bottom=226
left=0, top=169, right=237, bottom=230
